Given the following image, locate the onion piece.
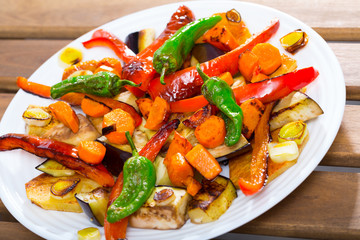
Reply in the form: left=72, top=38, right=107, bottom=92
left=280, top=29, right=308, bottom=54
left=22, top=107, right=52, bottom=127
left=278, top=121, right=308, bottom=145
left=268, top=141, right=299, bottom=163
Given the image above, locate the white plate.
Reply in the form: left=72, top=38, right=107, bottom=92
left=0, top=1, right=345, bottom=240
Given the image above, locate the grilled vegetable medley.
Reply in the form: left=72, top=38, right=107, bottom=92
left=0, top=5, right=322, bottom=240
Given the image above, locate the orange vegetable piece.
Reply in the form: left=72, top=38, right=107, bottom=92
left=251, top=72, right=269, bottom=83
left=48, top=101, right=79, bottom=133
left=240, top=99, right=265, bottom=139
left=102, top=108, right=135, bottom=145
left=219, top=72, right=234, bottom=86
left=94, top=65, right=121, bottom=77
left=195, top=115, right=226, bottom=149
left=135, top=98, right=153, bottom=119
left=78, top=140, right=106, bottom=165
left=164, top=131, right=193, bottom=167
left=203, top=25, right=239, bottom=52
left=185, top=177, right=202, bottom=196
left=144, top=96, right=171, bottom=130
left=17, top=76, right=51, bottom=98
left=167, top=152, right=194, bottom=187
left=81, top=96, right=111, bottom=117
left=252, top=43, right=282, bottom=75
left=185, top=144, right=222, bottom=180
left=238, top=50, right=260, bottom=82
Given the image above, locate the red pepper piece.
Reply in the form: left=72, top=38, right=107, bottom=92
left=0, top=133, right=114, bottom=187
left=139, top=119, right=180, bottom=162
left=122, top=5, right=195, bottom=93
left=182, top=104, right=216, bottom=128
left=233, top=66, right=319, bottom=105
left=168, top=66, right=319, bottom=113
left=83, top=29, right=136, bottom=64
left=148, top=19, right=280, bottom=102
left=238, top=102, right=274, bottom=195
left=104, top=172, right=128, bottom=240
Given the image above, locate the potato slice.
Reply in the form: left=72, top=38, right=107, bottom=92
left=188, top=176, right=237, bottom=224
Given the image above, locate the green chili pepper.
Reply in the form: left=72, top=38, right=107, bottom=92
left=106, top=131, right=156, bottom=223
left=50, top=71, right=139, bottom=99
left=196, top=64, right=243, bottom=146
left=153, top=15, right=222, bottom=85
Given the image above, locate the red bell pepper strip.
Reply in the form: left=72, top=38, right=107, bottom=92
left=104, top=119, right=179, bottom=238
left=82, top=29, right=136, bottom=64
left=122, top=5, right=195, bottom=93
left=139, top=119, right=180, bottom=162
left=147, top=18, right=280, bottom=102
left=104, top=172, right=128, bottom=240
left=168, top=66, right=319, bottom=113
left=0, top=133, right=114, bottom=187
left=238, top=102, right=274, bottom=195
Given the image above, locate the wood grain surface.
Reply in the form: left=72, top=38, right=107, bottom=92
left=0, top=0, right=359, bottom=239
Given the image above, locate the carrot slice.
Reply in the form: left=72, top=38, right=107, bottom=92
left=164, top=131, right=193, bottom=167
left=251, top=72, right=269, bottom=83
left=240, top=99, right=265, bottom=139
left=78, top=140, right=106, bottom=165
left=203, top=25, right=239, bottom=52
left=238, top=50, right=260, bottom=82
left=185, top=177, right=202, bottom=197
left=219, top=72, right=234, bottom=86
left=194, top=115, right=226, bottom=149
left=81, top=96, right=111, bottom=117
left=185, top=144, right=222, bottom=180
left=102, top=108, right=135, bottom=145
left=167, top=152, right=194, bottom=187
left=17, top=76, right=51, bottom=98
left=144, top=97, right=171, bottom=130
left=48, top=101, right=79, bottom=133
left=135, top=98, right=153, bottom=120
left=252, top=43, right=282, bottom=75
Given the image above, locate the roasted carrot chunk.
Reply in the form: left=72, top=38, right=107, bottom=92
left=251, top=72, right=269, bottom=83
left=102, top=108, right=135, bottom=145
left=185, top=177, right=202, bottom=196
left=252, top=43, right=282, bottom=75
left=144, top=96, right=171, bottom=130
left=81, top=96, right=111, bottom=117
left=167, top=152, right=194, bottom=187
left=164, top=131, right=193, bottom=167
left=194, top=115, right=226, bottom=149
left=17, top=76, right=51, bottom=98
left=48, top=101, right=80, bottom=133
left=219, top=72, right=234, bottom=86
left=203, top=25, right=239, bottom=52
left=135, top=98, right=153, bottom=119
left=78, top=140, right=106, bottom=165
left=185, top=144, right=222, bottom=180
left=238, top=50, right=260, bottom=82
left=240, top=99, right=265, bottom=139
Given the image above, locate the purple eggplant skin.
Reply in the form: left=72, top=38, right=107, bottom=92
left=96, top=140, right=131, bottom=176
left=75, top=188, right=109, bottom=227
left=191, top=43, right=225, bottom=63
left=216, top=142, right=251, bottom=164
left=125, top=31, right=139, bottom=54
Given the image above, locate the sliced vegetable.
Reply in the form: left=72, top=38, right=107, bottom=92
left=167, top=152, right=194, bottom=187
left=202, top=21, right=239, bottom=52
left=51, top=71, right=139, bottom=99
left=268, top=141, right=299, bottom=163
left=81, top=96, right=111, bottom=118
left=75, top=188, right=109, bottom=226
left=170, top=95, right=209, bottom=113
left=153, top=15, right=222, bottom=84
left=240, top=98, right=265, bottom=139
left=144, top=97, right=171, bottom=130
left=125, top=28, right=156, bottom=54
left=238, top=102, right=274, bottom=195
left=17, top=76, right=51, bottom=98
left=136, top=98, right=153, bottom=119
left=77, top=227, right=101, bottom=240
left=280, top=29, right=308, bottom=54
left=164, top=131, right=193, bottom=167
left=48, top=101, right=80, bottom=133
left=22, top=106, right=52, bottom=127
left=191, top=43, right=225, bottom=63
left=251, top=43, right=282, bottom=75
left=102, top=108, right=135, bottom=145
left=278, top=121, right=309, bottom=145
left=106, top=132, right=156, bottom=223
left=185, top=144, right=222, bottom=180
left=36, top=159, right=75, bottom=177
left=226, top=9, right=241, bottom=23
left=0, top=133, right=114, bottom=187
left=219, top=71, right=234, bottom=86
left=238, top=50, right=260, bottom=82
left=148, top=18, right=280, bottom=102
left=59, top=47, right=82, bottom=66
left=212, top=135, right=251, bottom=163
left=182, top=104, right=215, bottom=128
left=78, top=140, right=106, bottom=165
left=186, top=178, right=203, bottom=197
left=195, top=115, right=226, bottom=149
left=50, top=178, right=80, bottom=197
left=188, top=175, right=237, bottom=224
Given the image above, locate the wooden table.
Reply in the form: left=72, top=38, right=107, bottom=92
left=0, top=0, right=359, bottom=239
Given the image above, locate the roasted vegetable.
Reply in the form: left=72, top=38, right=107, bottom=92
left=129, top=186, right=192, bottom=229
left=280, top=29, right=308, bottom=54
left=125, top=28, right=156, bottom=54
left=188, top=176, right=237, bottom=224
left=268, top=141, right=299, bottom=163
left=22, top=106, right=52, bottom=127
left=269, top=91, right=324, bottom=131
left=59, top=47, right=82, bottom=66
left=191, top=43, right=225, bottom=63
left=278, top=121, right=309, bottom=145
left=36, top=159, right=75, bottom=177
left=77, top=227, right=101, bottom=240
left=25, top=173, right=101, bottom=212
left=75, top=188, right=109, bottom=226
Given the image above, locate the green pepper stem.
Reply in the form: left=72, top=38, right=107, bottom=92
left=160, top=67, right=167, bottom=85
left=125, top=131, right=138, bottom=156
left=196, top=63, right=209, bottom=81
